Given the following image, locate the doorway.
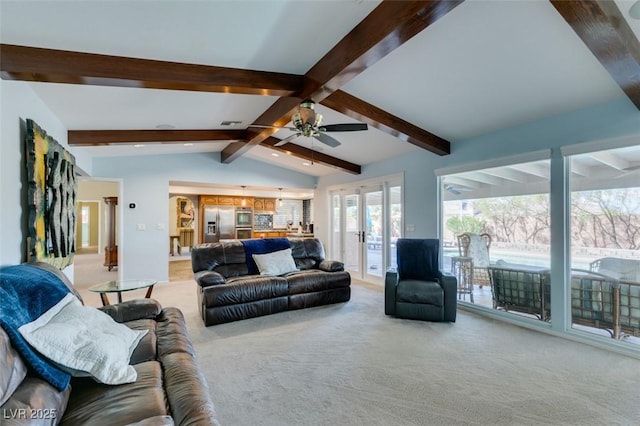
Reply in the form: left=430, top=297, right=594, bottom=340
left=76, top=201, right=99, bottom=254
left=330, top=175, right=403, bottom=284
left=73, top=179, right=120, bottom=288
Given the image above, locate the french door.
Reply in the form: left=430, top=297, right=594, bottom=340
left=331, top=177, right=402, bottom=284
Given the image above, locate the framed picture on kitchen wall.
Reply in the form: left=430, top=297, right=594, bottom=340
left=25, top=119, right=77, bottom=269
left=177, top=197, right=195, bottom=228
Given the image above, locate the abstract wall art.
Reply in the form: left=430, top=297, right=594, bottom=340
left=25, top=119, right=77, bottom=269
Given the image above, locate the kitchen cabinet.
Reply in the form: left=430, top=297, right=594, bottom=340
left=200, top=195, right=218, bottom=205
left=218, top=196, right=234, bottom=205
left=264, top=198, right=276, bottom=211
left=217, top=195, right=253, bottom=206
left=254, top=198, right=276, bottom=212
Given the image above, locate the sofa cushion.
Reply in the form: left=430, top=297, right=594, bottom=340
left=252, top=248, right=298, bottom=276
left=242, top=238, right=291, bottom=274
left=0, top=328, right=27, bottom=407
left=289, top=238, right=324, bottom=269
left=126, top=319, right=158, bottom=364
left=202, top=277, right=289, bottom=307
left=286, top=270, right=351, bottom=295
left=62, top=361, right=168, bottom=425
left=0, top=375, right=70, bottom=425
left=396, top=280, right=443, bottom=307
left=397, top=239, right=440, bottom=281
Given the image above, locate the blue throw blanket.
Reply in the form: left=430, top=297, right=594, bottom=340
left=242, top=238, right=291, bottom=274
left=0, top=264, right=72, bottom=391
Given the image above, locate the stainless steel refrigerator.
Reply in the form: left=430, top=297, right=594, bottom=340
left=202, top=205, right=235, bottom=243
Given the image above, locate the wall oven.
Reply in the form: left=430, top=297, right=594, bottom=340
left=235, top=207, right=253, bottom=228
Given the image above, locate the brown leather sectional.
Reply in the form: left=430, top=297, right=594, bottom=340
left=0, top=263, right=219, bottom=425
left=191, top=238, right=351, bottom=326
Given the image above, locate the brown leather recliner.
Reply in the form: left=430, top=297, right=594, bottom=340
left=191, top=238, right=351, bottom=326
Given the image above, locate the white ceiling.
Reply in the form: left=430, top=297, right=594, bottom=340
left=1, top=0, right=640, bottom=178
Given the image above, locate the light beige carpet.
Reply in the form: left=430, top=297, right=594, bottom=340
left=79, top=279, right=640, bottom=426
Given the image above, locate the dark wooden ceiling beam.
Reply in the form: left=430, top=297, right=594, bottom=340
left=550, top=0, right=640, bottom=109
left=262, top=137, right=361, bottom=175
left=221, top=0, right=462, bottom=165
left=321, top=90, right=450, bottom=156
left=68, top=129, right=247, bottom=146
left=303, top=0, right=465, bottom=102
left=0, top=44, right=304, bottom=96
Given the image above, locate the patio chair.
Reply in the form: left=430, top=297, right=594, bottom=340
left=385, top=239, right=457, bottom=322
left=589, top=257, right=640, bottom=283
left=457, top=232, right=492, bottom=288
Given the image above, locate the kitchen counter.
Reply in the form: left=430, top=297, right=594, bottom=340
left=253, top=230, right=315, bottom=238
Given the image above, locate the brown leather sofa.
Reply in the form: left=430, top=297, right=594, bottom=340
left=0, top=262, right=219, bottom=425
left=191, top=238, right=351, bottom=326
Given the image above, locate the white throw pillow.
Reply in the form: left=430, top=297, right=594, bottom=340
left=19, top=294, right=147, bottom=385
left=252, top=248, right=298, bottom=276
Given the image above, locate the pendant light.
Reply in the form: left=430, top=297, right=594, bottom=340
left=278, top=188, right=283, bottom=207
left=241, top=185, right=247, bottom=206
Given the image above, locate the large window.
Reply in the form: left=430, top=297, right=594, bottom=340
left=273, top=199, right=303, bottom=228
left=569, top=146, right=640, bottom=342
left=440, top=156, right=551, bottom=318
left=439, top=143, right=640, bottom=350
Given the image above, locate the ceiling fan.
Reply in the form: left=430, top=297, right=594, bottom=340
left=249, top=99, right=368, bottom=148
left=444, top=184, right=473, bottom=195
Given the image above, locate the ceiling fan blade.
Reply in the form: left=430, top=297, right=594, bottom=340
left=273, top=133, right=300, bottom=147
left=321, top=123, right=368, bottom=132
left=314, top=133, right=341, bottom=148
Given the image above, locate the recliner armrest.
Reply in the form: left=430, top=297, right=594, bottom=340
left=99, top=298, right=162, bottom=323
left=195, top=270, right=226, bottom=287
left=438, top=273, right=457, bottom=322
left=385, top=269, right=399, bottom=316
left=318, top=260, right=344, bottom=272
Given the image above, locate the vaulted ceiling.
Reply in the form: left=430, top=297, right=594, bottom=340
left=1, top=0, right=639, bottom=177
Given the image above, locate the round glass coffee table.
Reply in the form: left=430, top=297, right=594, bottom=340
left=89, top=279, right=157, bottom=306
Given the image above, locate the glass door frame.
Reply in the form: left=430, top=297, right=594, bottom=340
left=328, top=173, right=403, bottom=285
left=362, top=184, right=385, bottom=284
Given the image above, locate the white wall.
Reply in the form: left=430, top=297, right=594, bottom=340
left=0, top=81, right=91, bottom=279
left=91, top=152, right=317, bottom=282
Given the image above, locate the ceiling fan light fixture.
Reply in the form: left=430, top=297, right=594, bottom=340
left=299, top=99, right=316, bottom=125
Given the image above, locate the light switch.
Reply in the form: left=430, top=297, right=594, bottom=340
left=406, top=224, right=415, bottom=232
left=156, top=223, right=165, bottom=231
left=137, top=223, right=146, bottom=231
